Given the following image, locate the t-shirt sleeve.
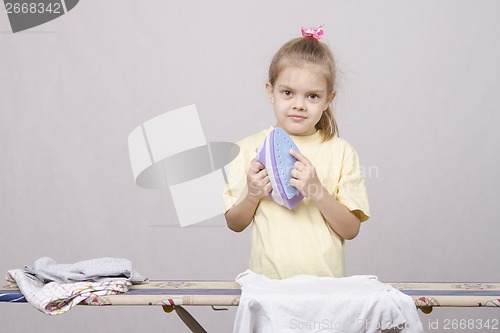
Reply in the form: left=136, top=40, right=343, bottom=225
left=335, top=145, right=370, bottom=222
left=222, top=145, right=248, bottom=212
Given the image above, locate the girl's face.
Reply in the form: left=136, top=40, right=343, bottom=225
left=266, top=63, right=334, bottom=136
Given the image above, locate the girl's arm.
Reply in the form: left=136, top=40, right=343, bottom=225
left=225, top=158, right=271, bottom=232
left=225, top=190, right=260, bottom=232
left=310, top=188, right=361, bottom=240
left=289, top=149, right=361, bottom=240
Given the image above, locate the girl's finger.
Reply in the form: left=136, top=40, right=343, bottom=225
left=294, top=161, right=305, bottom=172
left=257, top=168, right=268, bottom=179
left=250, top=160, right=265, bottom=173
left=291, top=169, right=300, bottom=179
left=290, top=149, right=310, bottom=165
left=264, top=182, right=273, bottom=194
left=289, top=178, right=300, bottom=190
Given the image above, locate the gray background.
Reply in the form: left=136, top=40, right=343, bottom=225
left=1, top=0, right=499, bottom=332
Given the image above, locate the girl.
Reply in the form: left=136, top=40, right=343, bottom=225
left=223, top=26, right=370, bottom=280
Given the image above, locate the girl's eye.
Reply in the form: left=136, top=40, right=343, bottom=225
left=282, top=90, right=292, bottom=97
left=308, top=94, right=319, bottom=100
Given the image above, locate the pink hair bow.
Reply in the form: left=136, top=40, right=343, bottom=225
left=301, top=25, right=324, bottom=40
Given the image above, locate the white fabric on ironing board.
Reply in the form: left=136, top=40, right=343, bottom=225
left=233, top=270, right=424, bottom=333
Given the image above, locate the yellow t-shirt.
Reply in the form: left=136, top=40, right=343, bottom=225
left=223, top=127, right=370, bottom=279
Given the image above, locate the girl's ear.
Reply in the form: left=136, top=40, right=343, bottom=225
left=325, top=90, right=336, bottom=110
left=329, top=90, right=336, bottom=103
left=265, top=82, right=274, bottom=104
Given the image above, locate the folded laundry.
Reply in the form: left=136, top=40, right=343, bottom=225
left=6, top=269, right=130, bottom=315
left=24, top=257, right=147, bottom=284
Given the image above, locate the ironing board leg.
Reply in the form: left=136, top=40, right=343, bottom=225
left=162, top=305, right=208, bottom=333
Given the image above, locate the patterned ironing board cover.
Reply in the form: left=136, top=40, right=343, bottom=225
left=2, top=281, right=500, bottom=309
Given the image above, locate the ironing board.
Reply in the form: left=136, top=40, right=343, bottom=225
left=2, top=280, right=500, bottom=332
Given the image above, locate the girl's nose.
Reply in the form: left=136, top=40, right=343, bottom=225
left=292, top=98, right=306, bottom=111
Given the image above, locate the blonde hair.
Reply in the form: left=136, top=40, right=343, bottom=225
left=268, top=37, right=338, bottom=141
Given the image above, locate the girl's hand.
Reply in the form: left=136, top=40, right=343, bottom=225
left=289, top=149, right=325, bottom=200
left=247, top=158, right=272, bottom=200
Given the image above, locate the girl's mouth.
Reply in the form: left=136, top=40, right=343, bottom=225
left=289, top=115, right=306, bottom=121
